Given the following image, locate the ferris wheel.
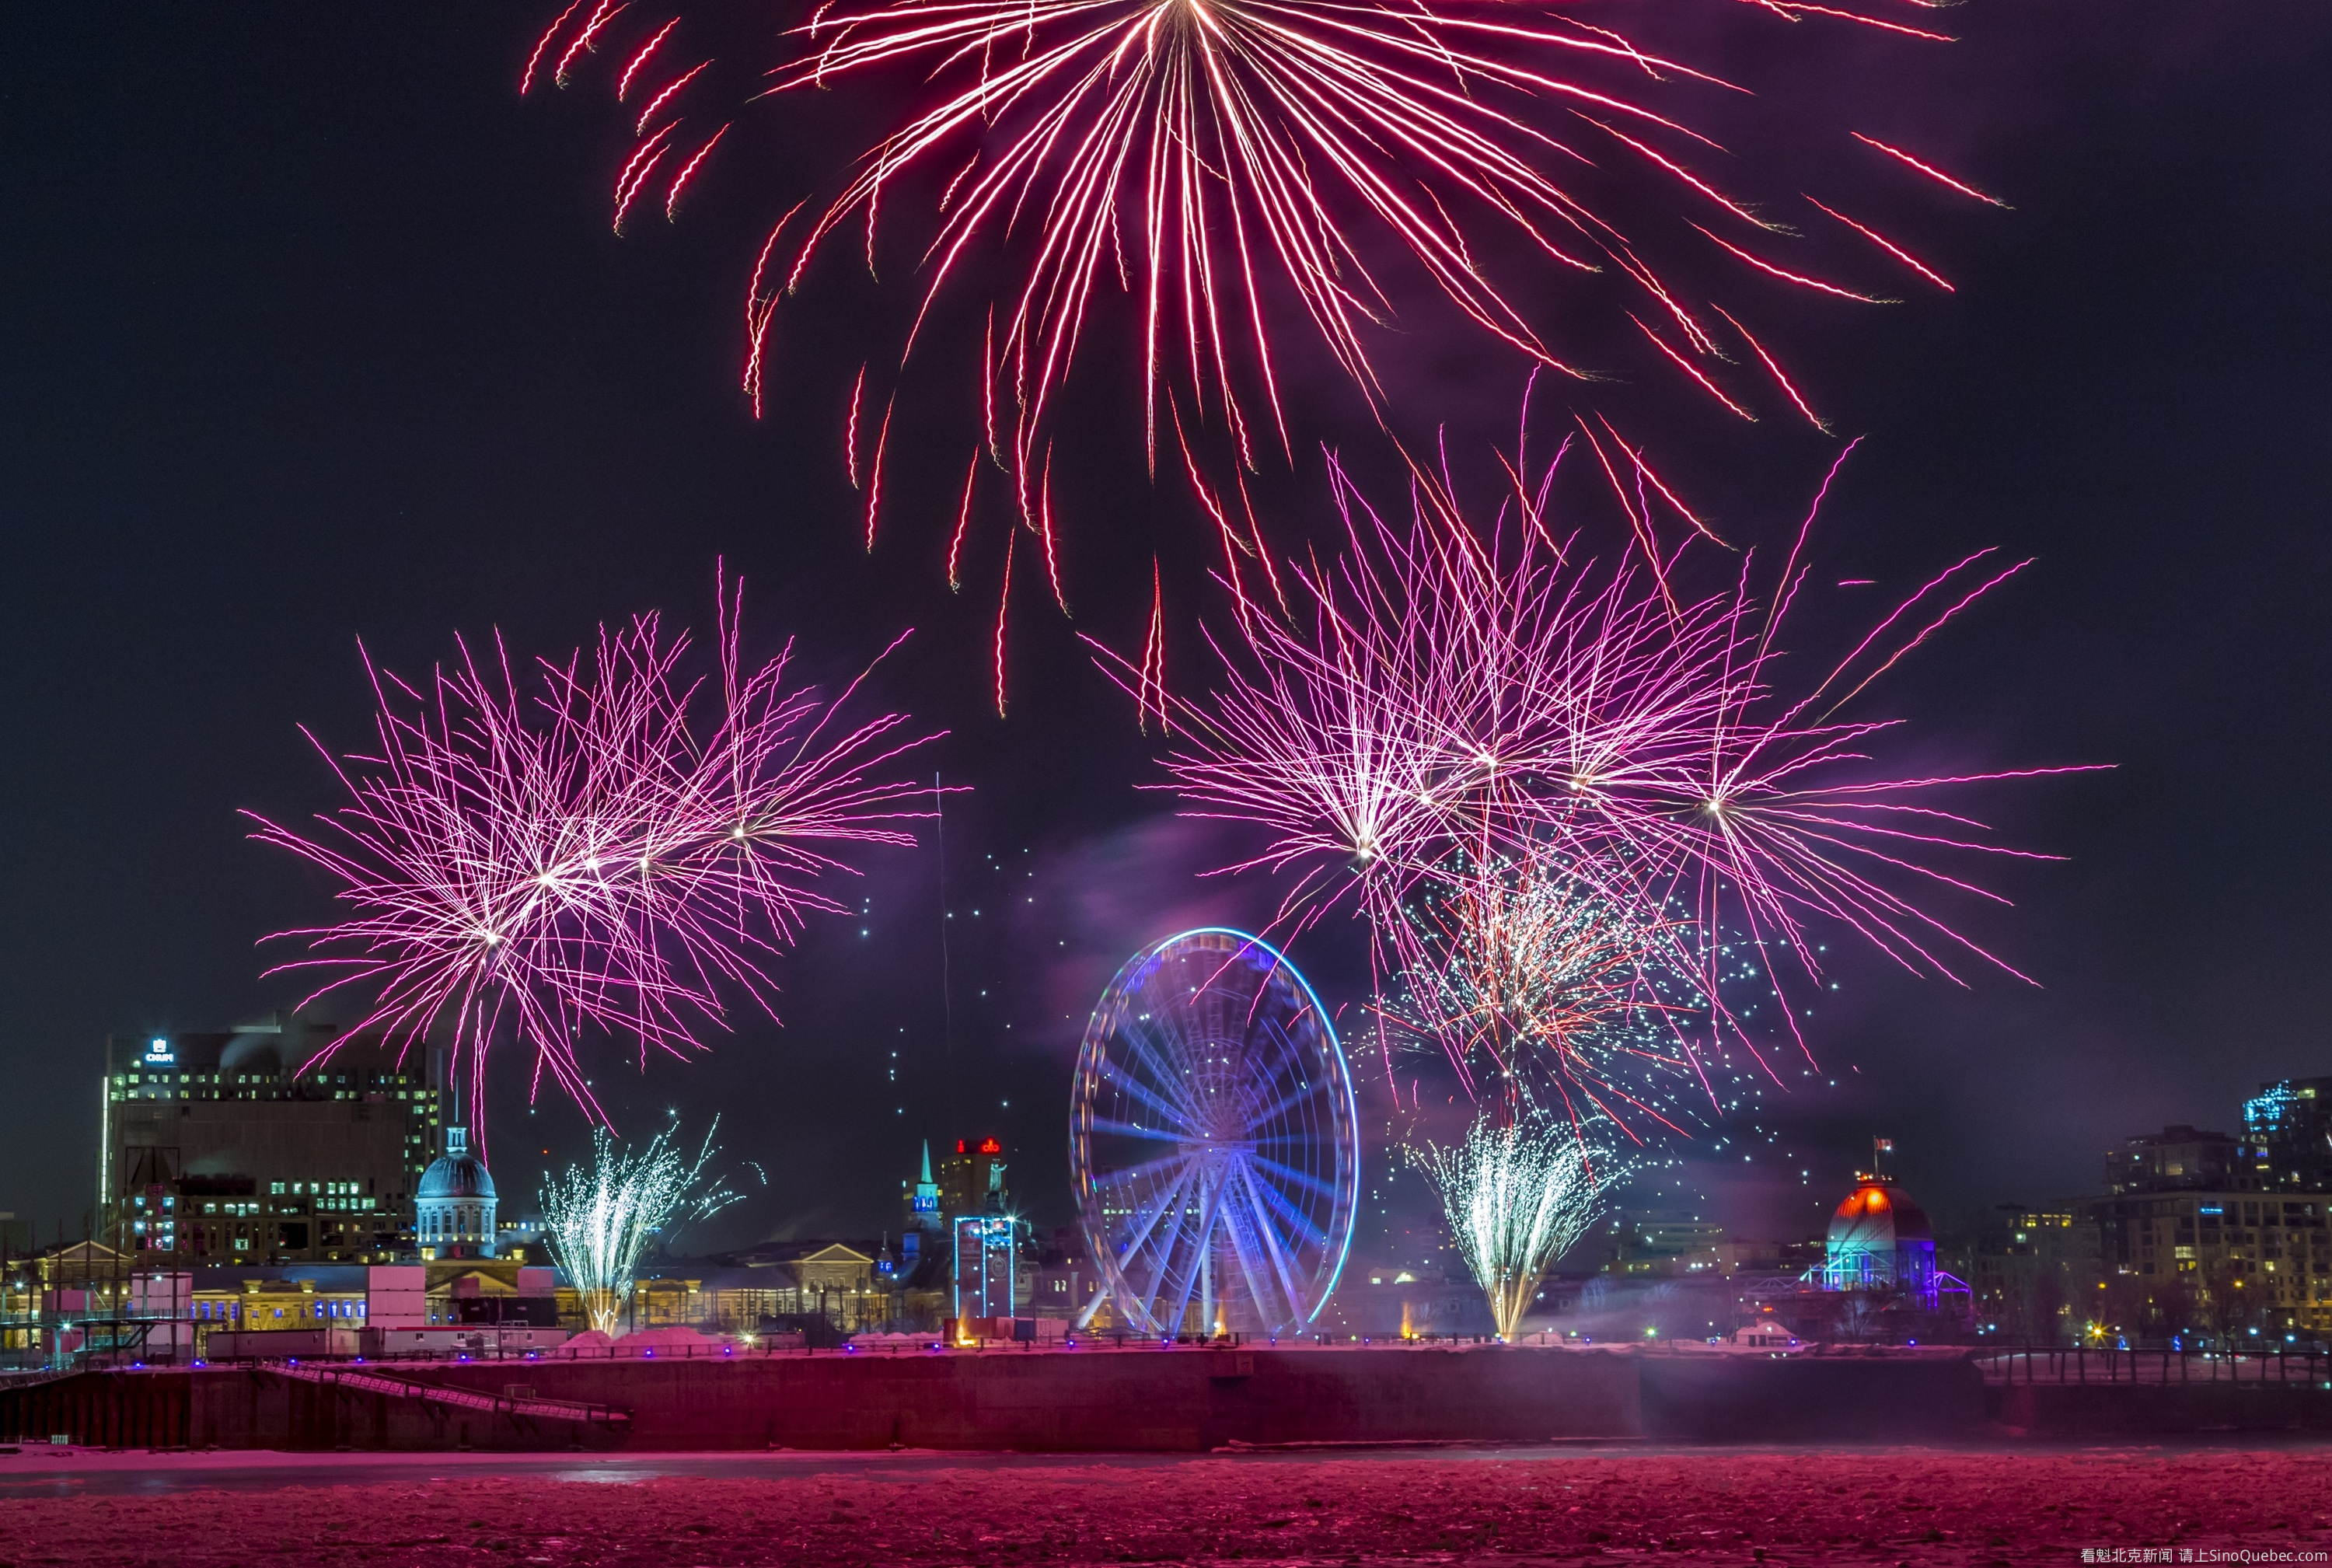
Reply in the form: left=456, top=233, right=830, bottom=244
left=1070, top=928, right=1360, bottom=1338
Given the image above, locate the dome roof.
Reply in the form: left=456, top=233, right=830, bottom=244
left=1827, top=1177, right=1932, bottom=1255
left=417, top=1127, right=495, bottom=1201
left=418, top=1153, right=495, bottom=1202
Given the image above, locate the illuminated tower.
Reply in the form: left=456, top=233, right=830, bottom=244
left=902, top=1140, right=944, bottom=1234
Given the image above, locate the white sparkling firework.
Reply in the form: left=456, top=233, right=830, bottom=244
left=539, top=1117, right=741, bottom=1334
left=1419, top=1109, right=1622, bottom=1339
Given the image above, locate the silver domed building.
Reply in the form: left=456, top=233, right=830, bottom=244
left=415, top=1125, right=497, bottom=1259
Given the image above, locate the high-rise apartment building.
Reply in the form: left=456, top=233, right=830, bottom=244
left=2245, top=1077, right=2332, bottom=1191
left=102, top=1021, right=438, bottom=1264
left=2082, top=1190, right=2330, bottom=1336
left=2104, top=1125, right=2253, bottom=1194
left=1967, top=1205, right=2104, bottom=1341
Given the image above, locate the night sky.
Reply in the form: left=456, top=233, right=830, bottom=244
left=2, top=3, right=2327, bottom=1258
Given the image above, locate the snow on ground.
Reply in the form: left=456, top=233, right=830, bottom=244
left=0, top=1443, right=2324, bottom=1565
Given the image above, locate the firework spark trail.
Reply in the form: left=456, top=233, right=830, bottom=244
left=766, top=0, right=1945, bottom=491
left=541, top=1117, right=743, bottom=1334
left=1384, top=852, right=1696, bottom=1116
left=1851, top=131, right=2012, bottom=208
left=246, top=581, right=942, bottom=1148
left=1419, top=1106, right=1622, bottom=1338
left=1094, top=453, right=1744, bottom=1123
left=1108, top=443, right=1739, bottom=942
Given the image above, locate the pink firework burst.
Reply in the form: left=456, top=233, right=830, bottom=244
left=1116, top=436, right=1730, bottom=938
left=246, top=579, right=941, bottom=1147
left=1108, top=424, right=2101, bottom=1099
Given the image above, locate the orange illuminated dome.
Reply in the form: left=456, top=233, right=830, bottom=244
left=1829, top=1175, right=1932, bottom=1252
left=1821, top=1173, right=1937, bottom=1295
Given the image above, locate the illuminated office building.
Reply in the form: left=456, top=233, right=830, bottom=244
left=940, top=1136, right=1011, bottom=1218
left=101, top=1021, right=437, bottom=1264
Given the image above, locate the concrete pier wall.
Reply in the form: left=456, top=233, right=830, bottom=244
left=183, top=1369, right=627, bottom=1452
left=401, top=1344, right=1645, bottom=1451
left=15, top=1346, right=2316, bottom=1453
left=0, top=1347, right=1858, bottom=1453
left=1642, top=1353, right=1983, bottom=1441
left=1989, top=1381, right=2332, bottom=1437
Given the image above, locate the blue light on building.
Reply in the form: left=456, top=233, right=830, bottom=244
left=953, top=1214, right=1016, bottom=1326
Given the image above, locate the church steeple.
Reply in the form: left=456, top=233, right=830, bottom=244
left=904, top=1140, right=943, bottom=1235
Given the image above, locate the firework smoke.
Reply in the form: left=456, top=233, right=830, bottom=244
left=1419, top=1108, right=1621, bottom=1339
left=540, top=1116, right=742, bottom=1335
left=246, top=578, right=941, bottom=1145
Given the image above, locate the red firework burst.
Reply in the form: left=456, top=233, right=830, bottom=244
left=525, top=0, right=2000, bottom=633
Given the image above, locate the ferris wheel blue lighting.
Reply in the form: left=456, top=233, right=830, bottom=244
left=1069, top=928, right=1360, bottom=1337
